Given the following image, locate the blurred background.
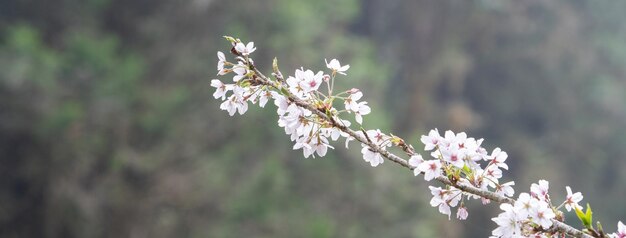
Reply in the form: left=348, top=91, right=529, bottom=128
left=1, top=0, right=626, bottom=237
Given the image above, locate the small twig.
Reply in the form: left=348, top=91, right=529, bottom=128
left=361, top=128, right=373, bottom=144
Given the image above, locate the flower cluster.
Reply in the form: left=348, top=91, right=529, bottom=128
left=491, top=180, right=588, bottom=237
left=211, top=43, right=264, bottom=116
left=414, top=129, right=606, bottom=237
left=211, top=36, right=624, bottom=238
left=412, top=129, right=516, bottom=220
left=491, top=181, right=561, bottom=237
left=211, top=37, right=374, bottom=160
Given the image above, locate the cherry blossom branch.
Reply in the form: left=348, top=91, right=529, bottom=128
left=253, top=67, right=510, bottom=201
left=252, top=60, right=591, bottom=238
left=211, top=36, right=623, bottom=238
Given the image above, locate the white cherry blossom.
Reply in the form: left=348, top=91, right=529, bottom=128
left=272, top=93, right=290, bottom=115
left=457, top=205, right=469, bottom=220
left=442, top=130, right=457, bottom=148
left=310, top=136, right=333, bottom=158
left=220, top=94, right=247, bottom=116
left=472, top=138, right=489, bottom=161
left=429, top=186, right=452, bottom=219
left=210, top=79, right=232, bottom=100
left=361, top=145, right=384, bottom=167
left=495, top=181, right=515, bottom=198
left=484, top=166, right=503, bottom=184
left=298, top=69, right=324, bottom=93
left=418, top=160, right=442, bottom=181
left=286, top=75, right=308, bottom=99
left=293, top=137, right=314, bottom=158
left=234, top=41, right=256, bottom=56
left=420, top=129, right=442, bottom=151
left=286, top=68, right=323, bottom=98
left=452, top=132, right=468, bottom=148
left=408, top=154, right=424, bottom=176
left=232, top=64, right=248, bottom=82
left=366, top=129, right=390, bottom=145
left=217, top=51, right=228, bottom=75
left=447, top=188, right=463, bottom=207
left=531, top=180, right=550, bottom=201
left=344, top=91, right=363, bottom=111
left=514, top=193, right=537, bottom=218
left=441, top=145, right=465, bottom=168
left=564, top=186, right=583, bottom=212
left=489, top=148, right=509, bottom=170
left=492, top=203, right=524, bottom=237
left=325, top=58, right=350, bottom=75
left=257, top=90, right=272, bottom=108
left=530, top=200, right=555, bottom=229
left=343, top=91, right=371, bottom=124
left=353, top=101, right=371, bottom=124
left=325, top=119, right=350, bottom=141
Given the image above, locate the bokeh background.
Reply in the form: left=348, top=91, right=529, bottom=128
left=1, top=0, right=626, bottom=237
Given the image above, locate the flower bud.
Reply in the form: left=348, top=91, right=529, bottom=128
left=348, top=88, right=360, bottom=94
left=323, top=74, right=330, bottom=82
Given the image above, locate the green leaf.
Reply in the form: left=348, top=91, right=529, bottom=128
left=575, top=203, right=593, bottom=229
left=272, top=57, right=279, bottom=73
left=325, top=109, right=332, bottom=118
left=585, top=203, right=593, bottom=227
left=223, top=36, right=236, bottom=43
left=280, top=86, right=290, bottom=96
left=462, top=164, right=471, bottom=174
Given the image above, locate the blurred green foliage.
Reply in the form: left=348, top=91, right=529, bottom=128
left=1, top=0, right=626, bottom=238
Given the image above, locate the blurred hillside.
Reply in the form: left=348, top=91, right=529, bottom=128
left=1, top=0, right=625, bottom=237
